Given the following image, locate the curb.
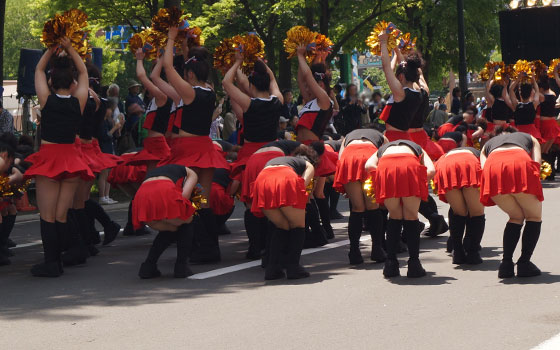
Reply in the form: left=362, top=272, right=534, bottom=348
left=15, top=202, right=131, bottom=224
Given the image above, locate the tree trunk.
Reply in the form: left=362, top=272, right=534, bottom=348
left=319, top=0, right=329, bottom=35
left=278, top=47, right=292, bottom=90
left=0, top=0, right=5, bottom=91
left=163, top=0, right=181, bottom=8
left=305, top=0, right=314, bottom=30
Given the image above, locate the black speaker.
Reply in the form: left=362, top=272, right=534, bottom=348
left=17, top=49, right=43, bottom=96
left=500, top=7, right=560, bottom=64
left=92, top=47, right=103, bottom=72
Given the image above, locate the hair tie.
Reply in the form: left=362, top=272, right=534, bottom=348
left=314, top=72, right=326, bottom=80
left=399, top=61, right=407, bottom=67
left=185, top=56, right=198, bottom=65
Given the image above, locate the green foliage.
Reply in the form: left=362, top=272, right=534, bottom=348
left=362, top=67, right=390, bottom=96
left=88, top=29, right=127, bottom=85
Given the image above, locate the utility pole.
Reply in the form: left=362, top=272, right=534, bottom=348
left=457, top=0, right=468, bottom=103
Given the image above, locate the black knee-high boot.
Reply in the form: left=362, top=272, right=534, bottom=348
left=347, top=211, right=363, bottom=265
left=286, top=227, right=310, bottom=279
left=0, top=214, right=16, bottom=262
left=84, top=199, right=121, bottom=244
left=31, top=219, right=62, bottom=277
left=190, top=208, right=221, bottom=263
left=123, top=200, right=147, bottom=237
left=62, top=210, right=89, bottom=266
left=365, top=209, right=387, bottom=262
left=76, top=208, right=99, bottom=257
left=316, top=198, right=334, bottom=239
left=304, top=200, right=328, bottom=248
left=517, top=221, right=542, bottom=277
left=449, top=214, right=467, bottom=264
left=261, top=220, right=276, bottom=269
left=174, top=223, right=194, bottom=278
left=244, top=209, right=262, bottom=260
left=215, top=208, right=234, bottom=235
left=465, top=215, right=485, bottom=264
left=325, top=181, right=343, bottom=219
left=419, top=196, right=448, bottom=237
left=265, top=227, right=287, bottom=280
left=403, top=219, right=426, bottom=277
left=139, top=230, right=175, bottom=279
left=499, top=222, right=523, bottom=278
left=383, top=218, right=402, bottom=277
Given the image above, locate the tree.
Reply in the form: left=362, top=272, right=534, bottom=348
left=1, top=0, right=6, bottom=87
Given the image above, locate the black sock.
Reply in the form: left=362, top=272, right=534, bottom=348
left=365, top=209, right=384, bottom=246
left=0, top=214, right=16, bottom=247
left=176, top=224, right=194, bottom=264
left=315, top=198, right=333, bottom=234
left=465, top=215, right=485, bottom=254
left=287, top=227, right=306, bottom=267
left=76, top=209, right=93, bottom=246
left=348, top=211, right=363, bottom=248
left=145, top=231, right=175, bottom=264
left=403, top=220, right=421, bottom=259
left=305, top=200, right=327, bottom=240
left=519, top=221, right=541, bottom=262
left=450, top=214, right=467, bottom=252
left=41, top=219, right=59, bottom=264
left=244, top=209, right=261, bottom=254
left=503, top=222, right=523, bottom=262
left=386, top=219, right=403, bottom=260
left=85, top=199, right=113, bottom=229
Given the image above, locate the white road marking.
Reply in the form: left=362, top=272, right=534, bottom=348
left=12, top=229, right=124, bottom=249
left=531, top=333, right=560, bottom=350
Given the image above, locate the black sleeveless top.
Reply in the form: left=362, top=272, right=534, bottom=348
left=79, top=96, right=97, bottom=140
left=377, top=139, right=423, bottom=157
left=383, top=88, right=422, bottom=131
left=145, top=164, right=187, bottom=183
left=483, top=107, right=493, bottom=122
left=343, top=128, right=384, bottom=147
left=212, top=168, right=232, bottom=189
left=297, top=99, right=334, bottom=138
left=483, top=132, right=533, bottom=156
left=409, top=88, right=430, bottom=128
left=243, top=96, right=282, bottom=142
left=325, top=139, right=342, bottom=152
left=41, top=94, right=82, bottom=144
left=514, top=102, right=536, bottom=125
left=540, top=94, right=556, bottom=117
left=263, top=140, right=301, bottom=155
left=491, top=99, right=513, bottom=121
left=175, top=87, right=216, bottom=135
left=450, top=147, right=480, bottom=158
left=441, top=131, right=463, bottom=144
left=143, top=97, right=173, bottom=134
left=265, top=156, right=307, bottom=176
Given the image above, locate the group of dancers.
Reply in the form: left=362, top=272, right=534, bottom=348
left=3, top=25, right=551, bottom=281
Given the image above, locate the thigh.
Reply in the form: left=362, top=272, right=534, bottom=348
left=165, top=217, right=193, bottom=226
left=35, top=176, right=61, bottom=222
left=445, top=189, right=468, bottom=216
left=55, top=177, right=81, bottom=222
left=512, top=192, right=542, bottom=222
left=313, top=177, right=326, bottom=199
left=401, top=196, right=421, bottom=220
left=279, top=206, right=306, bottom=229
left=193, top=167, right=214, bottom=208
left=344, top=181, right=366, bottom=212
left=462, top=187, right=484, bottom=217
left=7, top=203, right=17, bottom=216
left=262, top=208, right=290, bottom=230
left=147, top=221, right=180, bottom=232
left=491, top=194, right=524, bottom=224
left=383, top=198, right=403, bottom=220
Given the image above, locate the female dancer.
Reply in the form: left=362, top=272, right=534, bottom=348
left=251, top=151, right=318, bottom=280
left=509, top=75, right=542, bottom=142
left=26, top=38, right=94, bottom=277
left=486, top=76, right=514, bottom=128
left=162, top=27, right=229, bottom=263
left=437, top=130, right=466, bottom=153
left=134, top=164, right=198, bottom=278
left=539, top=71, right=559, bottom=156
left=333, top=128, right=387, bottom=264
left=480, top=128, right=543, bottom=278
left=434, top=147, right=485, bottom=264
left=365, top=140, right=435, bottom=278
left=324, top=137, right=344, bottom=220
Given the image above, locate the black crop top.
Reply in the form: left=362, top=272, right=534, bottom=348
left=175, top=86, right=216, bottom=136
left=212, top=168, right=232, bottom=189
left=41, top=94, right=82, bottom=144
left=441, top=131, right=463, bottom=144
left=540, top=94, right=556, bottom=117
left=409, top=88, right=430, bottom=128
left=483, top=107, right=493, bottom=122
left=491, top=99, right=513, bottom=121
left=93, top=98, right=109, bottom=139
left=145, top=164, right=187, bottom=183
left=514, top=102, right=536, bottom=125
left=325, top=139, right=342, bottom=152
left=264, top=140, right=301, bottom=155
left=265, top=156, right=307, bottom=176
left=79, top=96, right=97, bottom=140
left=377, top=139, right=423, bottom=157
left=297, top=99, right=334, bottom=138
left=382, top=88, right=422, bottom=131
left=483, top=132, right=533, bottom=156
left=450, top=147, right=480, bottom=158
left=343, top=128, right=384, bottom=147
left=143, top=97, right=173, bottom=134
left=243, top=96, right=282, bottom=142
left=214, top=139, right=234, bottom=152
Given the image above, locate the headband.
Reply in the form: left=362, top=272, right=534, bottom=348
left=185, top=56, right=198, bottom=65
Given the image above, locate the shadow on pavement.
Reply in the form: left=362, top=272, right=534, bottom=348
left=386, top=271, right=457, bottom=286
left=499, top=272, right=560, bottom=285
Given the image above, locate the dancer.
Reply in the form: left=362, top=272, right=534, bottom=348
left=437, top=130, right=466, bottom=153
left=509, top=75, right=543, bottom=142
left=480, top=128, right=543, bottom=278
left=324, top=138, right=344, bottom=220
left=0, top=139, right=18, bottom=266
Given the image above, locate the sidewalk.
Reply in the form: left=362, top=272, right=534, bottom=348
left=15, top=201, right=131, bottom=223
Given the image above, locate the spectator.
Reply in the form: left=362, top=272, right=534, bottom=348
left=462, top=90, right=475, bottom=112
left=340, top=84, right=366, bottom=134
left=0, top=101, right=15, bottom=134
left=451, top=87, right=461, bottom=115
left=277, top=116, right=291, bottom=139
left=281, top=89, right=298, bottom=119
left=222, top=112, right=237, bottom=142
left=107, top=84, right=125, bottom=127
left=333, top=84, right=343, bottom=107
left=426, top=103, right=448, bottom=130
left=287, top=115, right=299, bottom=132
left=368, top=91, right=383, bottom=124
left=125, top=80, right=145, bottom=115
left=98, top=100, right=123, bottom=205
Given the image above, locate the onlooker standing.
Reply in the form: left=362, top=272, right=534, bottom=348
left=368, top=91, right=383, bottom=124
left=281, top=89, right=298, bottom=119
left=341, top=84, right=366, bottom=135
left=98, top=100, right=122, bottom=205
left=426, top=103, right=448, bottom=130
left=451, top=87, right=461, bottom=115
left=0, top=101, right=15, bottom=134
left=125, top=80, right=145, bottom=116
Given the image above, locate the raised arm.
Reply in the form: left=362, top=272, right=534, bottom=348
left=509, top=77, right=519, bottom=106
left=531, top=76, right=541, bottom=109
left=297, top=45, right=330, bottom=110
left=379, top=33, right=405, bottom=102
left=422, top=151, right=436, bottom=180
left=136, top=49, right=167, bottom=107
left=222, top=52, right=251, bottom=112
left=235, top=68, right=251, bottom=95
left=34, top=47, right=55, bottom=108
left=62, top=38, right=88, bottom=113
left=150, top=58, right=181, bottom=105
left=264, top=61, right=283, bottom=104
left=502, top=80, right=515, bottom=111
left=162, top=27, right=195, bottom=105
left=554, top=62, right=560, bottom=88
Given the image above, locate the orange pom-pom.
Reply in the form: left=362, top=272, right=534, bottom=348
left=548, top=58, right=560, bottom=78
left=186, top=26, right=203, bottom=48
left=397, top=32, right=417, bottom=54
left=129, top=28, right=162, bottom=60
left=283, top=26, right=317, bottom=62
left=366, top=21, right=400, bottom=56
left=41, top=9, right=90, bottom=60
left=214, top=33, right=265, bottom=75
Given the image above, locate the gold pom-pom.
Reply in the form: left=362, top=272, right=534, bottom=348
left=306, top=178, right=315, bottom=195
left=473, top=137, right=481, bottom=151
left=186, top=26, right=204, bottom=48
left=429, top=179, right=438, bottom=195
left=314, top=34, right=333, bottom=61
left=213, top=38, right=235, bottom=75
left=283, top=26, right=317, bottom=62
left=532, top=60, right=548, bottom=79
left=397, top=32, right=417, bottom=54
left=213, top=33, right=265, bottom=75
left=541, top=161, right=552, bottom=180
left=365, top=21, right=400, bottom=56
left=495, top=63, right=513, bottom=85
left=190, top=186, right=208, bottom=212
left=41, top=9, right=90, bottom=59
left=129, top=28, right=162, bottom=60
left=480, top=61, right=504, bottom=82
left=513, top=59, right=533, bottom=83
left=362, top=177, right=376, bottom=204
left=151, top=7, right=185, bottom=34
left=548, top=58, right=560, bottom=78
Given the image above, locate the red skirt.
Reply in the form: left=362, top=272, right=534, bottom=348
left=516, top=124, right=544, bottom=143
left=302, top=140, right=337, bottom=177
left=241, top=150, right=284, bottom=203
left=77, top=140, right=104, bottom=174
left=438, top=139, right=458, bottom=153
left=159, top=136, right=230, bottom=169
left=210, top=182, right=234, bottom=216
left=91, top=139, right=123, bottom=170
left=107, top=154, right=147, bottom=185
left=384, top=129, right=412, bottom=142
left=539, top=119, right=560, bottom=141
left=409, top=130, right=444, bottom=161
left=126, top=136, right=171, bottom=166
left=251, top=166, right=309, bottom=216
left=24, top=143, right=95, bottom=181
left=333, top=142, right=377, bottom=193
left=230, top=141, right=269, bottom=181
left=434, top=152, right=481, bottom=202
left=486, top=122, right=495, bottom=134
left=132, top=179, right=195, bottom=230
left=480, top=149, right=543, bottom=206
left=374, top=153, right=428, bottom=205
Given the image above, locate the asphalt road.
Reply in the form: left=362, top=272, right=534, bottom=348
left=2, top=183, right=560, bottom=350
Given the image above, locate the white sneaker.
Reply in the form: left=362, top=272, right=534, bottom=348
left=99, top=197, right=111, bottom=205
left=106, top=197, right=118, bottom=204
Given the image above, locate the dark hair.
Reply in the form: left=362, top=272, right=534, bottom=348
left=18, top=135, right=34, bottom=147
left=50, top=55, right=76, bottom=90
left=455, top=124, right=467, bottom=133
left=494, top=125, right=518, bottom=135
left=293, top=144, right=320, bottom=167
left=452, top=87, right=461, bottom=98
left=184, top=46, right=210, bottom=82
left=86, top=62, right=101, bottom=94
left=248, top=60, right=270, bottom=92
left=476, top=117, right=487, bottom=131
left=520, top=83, right=533, bottom=100
left=465, top=105, right=478, bottom=117
left=344, top=84, right=357, bottom=100
left=311, top=62, right=331, bottom=95
left=489, top=84, right=503, bottom=99
left=372, top=91, right=382, bottom=98
left=282, top=89, right=292, bottom=95
left=0, top=133, right=17, bottom=159
left=538, top=76, right=550, bottom=90
left=308, top=140, right=325, bottom=156
left=395, top=51, right=423, bottom=83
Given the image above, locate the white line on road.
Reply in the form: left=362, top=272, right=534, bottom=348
left=531, top=333, right=560, bottom=350
left=12, top=229, right=124, bottom=249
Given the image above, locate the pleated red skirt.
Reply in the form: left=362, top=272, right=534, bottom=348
left=126, top=136, right=171, bottom=166
left=480, top=149, right=543, bottom=206
left=409, top=129, right=444, bottom=160
left=374, top=153, right=428, bottom=205
left=516, top=124, right=544, bottom=143
left=438, top=139, right=458, bottom=153
left=241, top=150, right=284, bottom=203
left=434, top=152, right=481, bottom=202
left=159, top=136, right=230, bottom=169
left=77, top=140, right=104, bottom=174
left=301, top=140, right=336, bottom=177
left=333, top=142, right=377, bottom=193
left=107, top=153, right=147, bottom=186
left=230, top=141, right=269, bottom=181
left=486, top=122, right=495, bottom=134
left=132, top=179, right=195, bottom=230
left=91, top=139, right=123, bottom=170
left=24, top=143, right=95, bottom=181
left=539, top=119, right=560, bottom=141
left=384, top=129, right=412, bottom=142
left=437, top=123, right=458, bottom=137
left=210, top=182, right=235, bottom=216
left=251, top=166, right=309, bottom=216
